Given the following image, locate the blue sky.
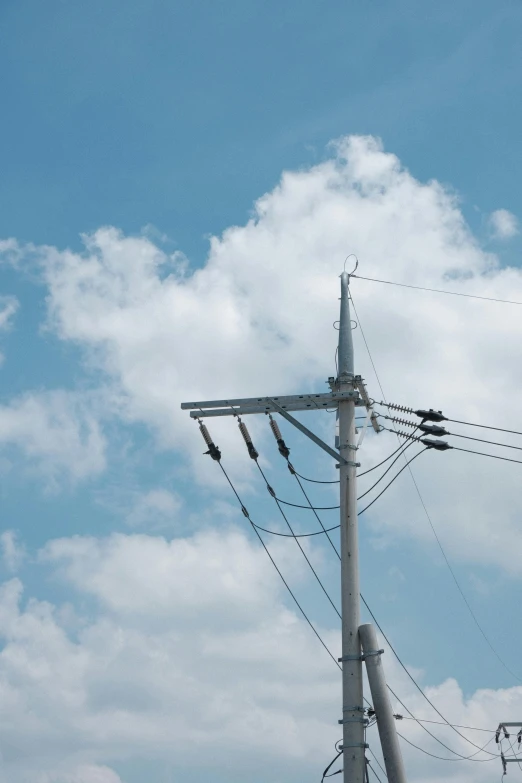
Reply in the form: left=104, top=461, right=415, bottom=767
left=1, top=2, right=522, bottom=782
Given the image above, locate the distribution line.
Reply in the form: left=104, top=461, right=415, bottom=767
left=217, top=460, right=342, bottom=671
left=245, top=449, right=426, bottom=538
left=351, top=273, right=522, bottom=306
left=254, top=460, right=342, bottom=620
left=397, top=731, right=497, bottom=763
left=280, top=447, right=494, bottom=760
left=350, top=292, right=522, bottom=685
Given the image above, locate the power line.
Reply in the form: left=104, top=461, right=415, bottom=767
left=350, top=294, right=522, bottom=687
left=397, top=731, right=497, bottom=762
left=290, top=437, right=417, bottom=486
left=246, top=449, right=425, bottom=538
left=217, top=460, right=342, bottom=671
left=357, top=442, right=421, bottom=500
left=366, top=759, right=385, bottom=782
left=454, top=446, right=522, bottom=466
left=351, top=273, right=522, bottom=306
left=255, top=461, right=341, bottom=620
left=348, top=293, right=521, bottom=744
left=447, top=417, right=522, bottom=438
left=397, top=715, right=496, bottom=734
left=358, top=449, right=427, bottom=515
left=367, top=748, right=388, bottom=781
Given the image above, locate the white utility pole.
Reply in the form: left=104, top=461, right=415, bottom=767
left=337, top=271, right=366, bottom=783
left=181, top=270, right=407, bottom=783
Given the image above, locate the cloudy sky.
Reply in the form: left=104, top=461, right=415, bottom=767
left=1, top=2, right=522, bottom=782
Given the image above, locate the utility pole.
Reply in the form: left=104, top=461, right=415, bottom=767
left=337, top=271, right=366, bottom=783
left=181, top=270, right=406, bottom=783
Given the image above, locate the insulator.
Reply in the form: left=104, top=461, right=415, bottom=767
left=390, top=416, right=416, bottom=428
left=394, top=430, right=418, bottom=441
left=198, top=423, right=221, bottom=461
left=269, top=416, right=282, bottom=441
left=238, top=421, right=259, bottom=460
left=199, top=423, right=213, bottom=446
left=269, top=416, right=290, bottom=458
left=238, top=421, right=253, bottom=445
left=387, top=402, right=413, bottom=414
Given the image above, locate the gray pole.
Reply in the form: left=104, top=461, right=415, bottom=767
left=338, top=272, right=366, bottom=783
left=359, top=624, right=407, bottom=783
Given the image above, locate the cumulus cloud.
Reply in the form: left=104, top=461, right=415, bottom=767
left=0, top=296, right=18, bottom=331
left=1, top=135, right=520, bottom=571
left=2, top=135, right=522, bottom=781
left=0, top=529, right=518, bottom=782
left=489, top=208, right=519, bottom=239
left=0, top=531, right=25, bottom=573
left=0, top=391, right=106, bottom=483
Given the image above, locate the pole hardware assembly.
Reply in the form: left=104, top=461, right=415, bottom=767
left=181, top=270, right=406, bottom=783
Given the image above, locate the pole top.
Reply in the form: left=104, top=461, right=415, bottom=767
left=338, top=272, right=354, bottom=380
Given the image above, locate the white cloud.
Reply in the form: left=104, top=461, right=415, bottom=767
left=0, top=134, right=519, bottom=573
left=125, top=488, right=182, bottom=528
left=0, top=531, right=25, bottom=573
left=489, top=208, right=519, bottom=239
left=0, top=528, right=517, bottom=782
left=0, top=296, right=18, bottom=331
left=0, top=391, right=106, bottom=483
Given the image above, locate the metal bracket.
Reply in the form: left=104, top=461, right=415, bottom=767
left=338, top=717, right=369, bottom=725
left=269, top=400, right=350, bottom=466
left=335, top=462, right=361, bottom=468
left=338, top=649, right=383, bottom=662
left=339, top=743, right=369, bottom=750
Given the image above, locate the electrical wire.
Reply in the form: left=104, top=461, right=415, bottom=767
left=350, top=293, right=522, bottom=687
left=357, top=440, right=418, bottom=500
left=357, top=449, right=427, bottom=516
left=217, top=461, right=342, bottom=671
left=246, top=449, right=426, bottom=538
left=351, top=273, right=522, bottom=306
left=277, top=443, right=496, bottom=762
left=357, top=435, right=418, bottom=477
left=289, top=436, right=417, bottom=485
left=454, top=446, right=522, bottom=466
left=273, top=444, right=421, bottom=510
left=367, top=748, right=388, bottom=780
left=321, top=751, right=342, bottom=782
left=397, top=731, right=498, bottom=762
left=366, top=759, right=385, bottom=783
left=449, top=431, right=522, bottom=452
left=447, top=417, right=522, bottom=438
left=397, top=716, right=496, bottom=734
left=255, top=461, right=341, bottom=620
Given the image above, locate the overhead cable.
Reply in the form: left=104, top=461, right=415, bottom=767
left=254, top=458, right=341, bottom=620
left=397, top=731, right=498, bottom=762
left=217, top=460, right=341, bottom=671
left=351, top=273, right=522, bottom=306
left=347, top=297, right=519, bottom=742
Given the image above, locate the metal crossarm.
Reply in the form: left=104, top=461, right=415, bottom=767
left=181, top=390, right=362, bottom=417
